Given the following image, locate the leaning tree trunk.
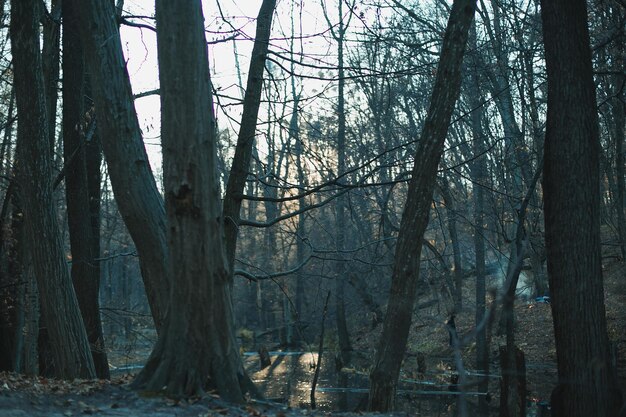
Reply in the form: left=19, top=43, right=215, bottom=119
left=540, top=0, right=622, bottom=416
left=74, top=0, right=169, bottom=331
left=367, top=0, right=476, bottom=411
left=62, top=1, right=110, bottom=379
left=10, top=0, right=95, bottom=380
left=223, top=0, right=276, bottom=273
left=131, top=0, right=255, bottom=400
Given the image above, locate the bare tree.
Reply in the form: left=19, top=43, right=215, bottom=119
left=541, top=0, right=622, bottom=415
left=130, top=0, right=256, bottom=400
left=62, top=0, right=110, bottom=379
left=367, top=0, right=476, bottom=411
left=75, top=0, right=170, bottom=330
left=320, top=0, right=356, bottom=373
left=223, top=0, right=277, bottom=272
left=10, top=0, right=95, bottom=380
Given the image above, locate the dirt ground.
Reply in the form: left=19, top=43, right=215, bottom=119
left=2, top=250, right=625, bottom=416
left=0, top=371, right=414, bottom=417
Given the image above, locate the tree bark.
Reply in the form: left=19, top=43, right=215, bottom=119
left=223, top=0, right=277, bottom=273
left=131, top=0, right=255, bottom=400
left=41, top=0, right=61, bottom=156
left=0, top=189, right=18, bottom=372
left=333, top=0, right=353, bottom=371
left=439, top=178, right=464, bottom=311
left=292, top=94, right=305, bottom=342
left=499, top=345, right=526, bottom=417
left=367, top=0, right=476, bottom=411
left=74, top=0, right=169, bottom=331
left=288, top=6, right=306, bottom=338
left=479, top=0, right=531, bottom=191
left=540, top=0, right=622, bottom=415
left=467, top=25, right=489, bottom=413
left=10, top=0, right=96, bottom=380
left=62, top=1, right=110, bottom=379
left=609, top=31, right=625, bottom=258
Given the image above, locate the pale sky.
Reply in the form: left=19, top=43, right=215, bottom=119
left=119, top=0, right=346, bottom=173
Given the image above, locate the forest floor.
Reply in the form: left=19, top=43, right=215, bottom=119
left=1, top=246, right=626, bottom=416
left=0, top=371, right=410, bottom=417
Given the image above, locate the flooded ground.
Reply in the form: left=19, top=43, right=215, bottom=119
left=244, top=350, right=475, bottom=415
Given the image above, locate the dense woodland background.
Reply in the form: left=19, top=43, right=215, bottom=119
left=0, top=0, right=624, bottom=416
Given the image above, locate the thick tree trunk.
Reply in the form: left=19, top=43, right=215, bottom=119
left=62, top=2, right=110, bottom=379
left=131, top=0, right=255, bottom=400
left=10, top=0, right=96, bottom=380
left=540, top=1, right=622, bottom=415
left=367, top=0, right=475, bottom=411
left=74, top=0, right=169, bottom=331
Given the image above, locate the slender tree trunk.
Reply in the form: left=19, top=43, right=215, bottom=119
left=439, top=178, right=463, bottom=311
left=466, top=23, right=490, bottom=415
left=42, top=0, right=61, bottom=156
left=292, top=95, right=306, bottom=340
left=367, top=1, right=476, bottom=411
left=498, top=166, right=541, bottom=417
left=479, top=0, right=530, bottom=190
left=334, top=1, right=353, bottom=371
left=289, top=6, right=306, bottom=339
left=223, top=0, right=277, bottom=273
left=231, top=28, right=261, bottom=330
left=10, top=0, right=95, bottom=380
left=131, top=0, right=256, bottom=400
left=74, top=0, right=169, bottom=331
left=468, top=67, right=489, bottom=417
left=262, top=103, right=278, bottom=331
left=84, top=81, right=103, bottom=354
left=540, top=1, right=622, bottom=415
left=62, top=2, right=110, bottom=379
left=38, top=0, right=63, bottom=376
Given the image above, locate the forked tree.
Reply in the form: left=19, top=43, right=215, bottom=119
left=130, top=0, right=256, bottom=399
